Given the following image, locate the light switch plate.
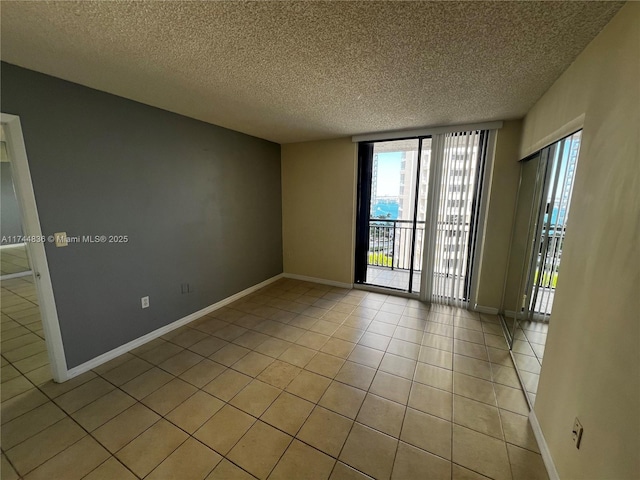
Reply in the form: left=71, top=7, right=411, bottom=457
left=54, top=232, right=68, bottom=247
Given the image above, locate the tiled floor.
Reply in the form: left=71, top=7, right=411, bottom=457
left=511, top=320, right=548, bottom=405
left=0, top=245, right=31, bottom=277
left=1, top=277, right=549, bottom=480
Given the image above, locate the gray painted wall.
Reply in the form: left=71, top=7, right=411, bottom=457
left=1, top=162, right=24, bottom=243
left=1, top=62, right=283, bottom=368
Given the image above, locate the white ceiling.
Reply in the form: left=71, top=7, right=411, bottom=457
left=0, top=1, right=623, bottom=144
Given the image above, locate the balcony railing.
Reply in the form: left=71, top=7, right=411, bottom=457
left=368, top=219, right=425, bottom=271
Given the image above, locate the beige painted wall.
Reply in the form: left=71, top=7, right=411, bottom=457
left=521, top=4, right=639, bottom=479
left=476, top=120, right=522, bottom=309
left=281, top=138, right=357, bottom=284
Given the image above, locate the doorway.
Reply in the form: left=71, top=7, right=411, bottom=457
left=355, top=129, right=490, bottom=307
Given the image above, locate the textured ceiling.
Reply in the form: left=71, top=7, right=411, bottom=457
left=0, top=1, right=623, bottom=144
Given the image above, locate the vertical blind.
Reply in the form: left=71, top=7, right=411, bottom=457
left=424, top=130, right=485, bottom=307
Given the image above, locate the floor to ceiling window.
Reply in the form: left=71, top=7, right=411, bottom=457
left=355, top=128, right=491, bottom=307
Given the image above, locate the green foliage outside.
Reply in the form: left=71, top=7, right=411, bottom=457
left=534, top=270, right=559, bottom=288
left=368, top=252, right=393, bottom=267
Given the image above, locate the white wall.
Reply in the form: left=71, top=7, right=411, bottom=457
left=520, top=4, right=640, bottom=478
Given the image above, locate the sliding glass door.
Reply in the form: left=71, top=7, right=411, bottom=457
left=355, top=129, right=489, bottom=305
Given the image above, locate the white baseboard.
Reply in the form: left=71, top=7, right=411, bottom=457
left=473, top=304, right=499, bottom=315
left=529, top=409, right=560, bottom=480
left=0, top=242, right=27, bottom=250
left=282, top=272, right=353, bottom=290
left=65, top=273, right=284, bottom=380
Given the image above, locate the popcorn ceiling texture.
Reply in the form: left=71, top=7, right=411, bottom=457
left=0, top=1, right=623, bottom=144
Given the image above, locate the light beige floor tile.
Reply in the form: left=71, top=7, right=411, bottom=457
left=297, top=331, right=331, bottom=350
left=141, top=377, right=198, bottom=415
left=329, top=461, right=374, bottom=480
left=92, top=403, right=160, bottom=453
left=453, top=372, right=497, bottom=406
left=188, top=336, right=229, bottom=357
left=71, top=388, right=136, bottom=431
left=305, top=352, right=345, bottom=378
left=369, top=371, right=411, bottom=405
left=408, top=382, right=452, bottom=421
left=339, top=423, right=397, bottom=480
left=297, top=406, right=353, bottom=457
left=494, top=384, right=530, bottom=415
left=454, top=339, right=489, bottom=361
left=179, top=359, right=226, bottom=388
left=387, top=339, right=420, bottom=360
left=391, top=441, right=451, bottom=480
left=285, top=370, right=331, bottom=403
left=356, top=394, right=405, bottom=438
left=227, top=421, right=292, bottom=479
left=332, top=326, right=365, bottom=343
left=320, top=338, right=356, bottom=359
left=23, top=364, right=53, bottom=386
left=261, top=391, right=315, bottom=435
left=23, top=435, right=109, bottom=480
left=1, top=401, right=66, bottom=449
left=334, top=361, right=376, bottom=391
left=120, top=367, right=173, bottom=400
left=318, top=381, right=366, bottom=419
left=166, top=390, right=224, bottom=433
left=234, top=331, right=270, bottom=350
left=254, top=337, right=292, bottom=358
left=233, top=352, right=275, bottom=377
left=3, top=340, right=47, bottom=363
left=421, top=333, right=454, bottom=353
left=358, top=332, right=391, bottom=351
left=146, top=437, right=222, bottom=480
left=137, top=342, right=184, bottom=365
left=203, top=368, right=252, bottom=401
left=453, top=395, right=503, bottom=439
left=91, top=352, right=136, bottom=376
left=400, top=408, right=452, bottom=460
left=168, top=328, right=209, bottom=348
left=507, top=443, right=548, bottom=480
left=500, top=409, right=540, bottom=453
left=230, top=379, right=281, bottom=417
left=1, top=364, right=22, bottom=383
left=1, top=375, right=34, bottom=401
left=210, top=343, right=251, bottom=366
left=84, top=457, right=137, bottom=480
left=256, top=360, right=301, bottom=389
left=380, top=353, right=417, bottom=380
left=279, top=344, right=316, bottom=368
left=194, top=404, right=255, bottom=455
left=414, top=362, right=453, bottom=391
left=492, top=364, right=522, bottom=389
left=206, top=459, right=256, bottom=480
left=270, top=439, right=335, bottom=480
left=347, top=345, right=384, bottom=369
left=453, top=355, right=492, bottom=381
left=452, top=425, right=511, bottom=480
left=54, top=377, right=115, bottom=414
left=451, top=463, right=492, bottom=479
left=6, top=418, right=85, bottom=476
left=1, top=388, right=48, bottom=424
left=116, top=419, right=188, bottom=478
left=214, top=324, right=249, bottom=342
left=99, top=357, right=153, bottom=386
left=158, top=349, right=203, bottom=375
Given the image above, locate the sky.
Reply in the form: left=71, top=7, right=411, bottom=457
left=376, top=152, right=402, bottom=197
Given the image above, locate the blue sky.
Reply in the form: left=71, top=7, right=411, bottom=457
left=376, top=152, right=402, bottom=197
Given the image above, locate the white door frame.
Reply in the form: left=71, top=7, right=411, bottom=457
left=1, top=113, right=68, bottom=382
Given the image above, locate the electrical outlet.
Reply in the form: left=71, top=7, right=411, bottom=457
left=141, top=296, right=150, bottom=309
left=572, top=417, right=583, bottom=449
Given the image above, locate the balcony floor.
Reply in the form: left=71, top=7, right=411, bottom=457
left=365, top=265, right=421, bottom=292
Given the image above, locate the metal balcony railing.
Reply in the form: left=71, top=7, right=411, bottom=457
left=367, top=219, right=425, bottom=271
